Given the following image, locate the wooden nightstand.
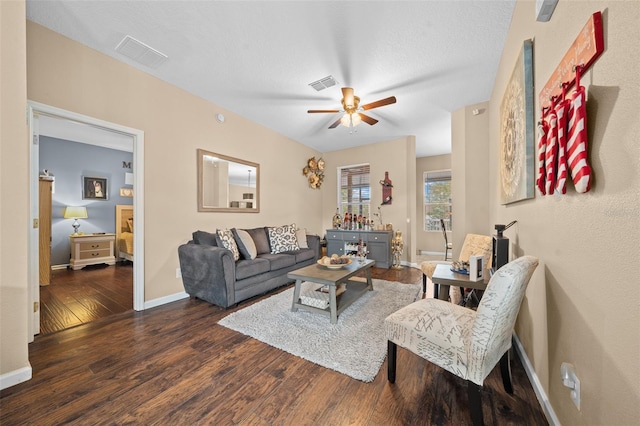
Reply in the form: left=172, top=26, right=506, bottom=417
left=69, top=233, right=116, bottom=270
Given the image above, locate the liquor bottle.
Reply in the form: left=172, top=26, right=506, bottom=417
left=333, top=208, right=342, bottom=229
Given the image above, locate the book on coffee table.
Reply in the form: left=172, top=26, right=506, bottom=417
left=318, top=284, right=346, bottom=295
left=300, top=284, right=346, bottom=309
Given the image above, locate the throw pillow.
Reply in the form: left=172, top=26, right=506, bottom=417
left=192, top=230, right=218, bottom=246
left=245, top=227, right=271, bottom=255
left=268, top=223, right=299, bottom=254
left=232, top=228, right=257, bottom=260
left=216, top=229, right=240, bottom=261
left=296, top=227, right=308, bottom=249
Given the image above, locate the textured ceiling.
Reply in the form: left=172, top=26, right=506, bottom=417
left=27, top=0, right=516, bottom=158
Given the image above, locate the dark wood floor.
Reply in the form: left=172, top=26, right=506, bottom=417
left=40, top=262, right=133, bottom=335
left=2, top=265, right=548, bottom=425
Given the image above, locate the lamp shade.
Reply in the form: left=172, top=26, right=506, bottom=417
left=63, top=206, right=88, bottom=219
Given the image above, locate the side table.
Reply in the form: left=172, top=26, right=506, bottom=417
left=431, top=263, right=489, bottom=301
left=69, top=233, right=116, bottom=270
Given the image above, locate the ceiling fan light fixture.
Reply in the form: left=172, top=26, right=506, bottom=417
left=307, top=87, right=395, bottom=130
left=340, top=113, right=361, bottom=128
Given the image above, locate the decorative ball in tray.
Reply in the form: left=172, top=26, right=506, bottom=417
left=317, top=254, right=352, bottom=269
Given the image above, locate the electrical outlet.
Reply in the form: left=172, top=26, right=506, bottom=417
left=561, top=362, right=581, bottom=410
left=175, top=267, right=181, bottom=279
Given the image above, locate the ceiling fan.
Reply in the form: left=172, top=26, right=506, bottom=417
left=308, top=87, right=397, bottom=129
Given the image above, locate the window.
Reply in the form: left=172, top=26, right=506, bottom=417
left=338, top=164, right=370, bottom=220
left=424, top=170, right=452, bottom=231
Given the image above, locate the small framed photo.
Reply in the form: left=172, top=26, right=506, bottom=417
left=469, top=255, right=484, bottom=282
left=83, top=176, right=108, bottom=200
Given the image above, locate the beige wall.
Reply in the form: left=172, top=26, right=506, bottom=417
left=26, top=21, right=324, bottom=302
left=7, top=8, right=639, bottom=424
left=0, top=0, right=31, bottom=384
left=415, top=154, right=451, bottom=254
left=321, top=137, right=417, bottom=264
left=452, top=101, right=491, bottom=257
left=490, top=2, right=640, bottom=424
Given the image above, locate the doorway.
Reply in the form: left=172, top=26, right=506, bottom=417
left=28, top=101, right=145, bottom=340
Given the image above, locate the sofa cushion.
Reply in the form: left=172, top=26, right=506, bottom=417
left=296, top=228, right=308, bottom=249
left=259, top=253, right=296, bottom=270
left=292, top=248, right=315, bottom=263
left=245, top=227, right=271, bottom=255
left=233, top=228, right=257, bottom=260
left=268, top=224, right=299, bottom=254
left=235, top=258, right=270, bottom=280
left=192, top=230, right=218, bottom=246
left=217, top=229, right=240, bottom=261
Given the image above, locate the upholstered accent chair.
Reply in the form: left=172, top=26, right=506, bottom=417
left=385, top=255, right=539, bottom=426
left=420, top=233, right=493, bottom=300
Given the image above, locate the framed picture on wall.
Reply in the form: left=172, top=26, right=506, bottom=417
left=83, top=176, right=108, bottom=200
left=499, top=39, right=534, bottom=204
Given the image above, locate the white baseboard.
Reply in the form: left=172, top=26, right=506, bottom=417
left=51, top=264, right=69, bottom=270
left=419, top=250, right=444, bottom=256
left=144, top=291, right=189, bottom=310
left=0, top=365, right=32, bottom=390
left=513, top=333, right=560, bottom=426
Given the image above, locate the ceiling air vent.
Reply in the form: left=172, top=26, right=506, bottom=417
left=309, top=75, right=338, bottom=91
left=115, top=35, right=168, bottom=69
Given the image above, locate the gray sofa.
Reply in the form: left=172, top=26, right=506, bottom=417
left=178, top=226, right=320, bottom=307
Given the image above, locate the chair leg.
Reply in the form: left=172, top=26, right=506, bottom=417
left=387, top=341, right=397, bottom=383
left=500, top=349, right=513, bottom=394
left=424, top=273, right=439, bottom=298
left=467, top=381, right=484, bottom=426
left=458, top=287, right=469, bottom=307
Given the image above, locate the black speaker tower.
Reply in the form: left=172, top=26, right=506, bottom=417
left=492, top=221, right=516, bottom=272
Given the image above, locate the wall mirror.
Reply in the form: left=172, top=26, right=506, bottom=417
left=197, top=149, right=260, bottom=212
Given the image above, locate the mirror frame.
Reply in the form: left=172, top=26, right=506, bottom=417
left=197, top=149, right=260, bottom=213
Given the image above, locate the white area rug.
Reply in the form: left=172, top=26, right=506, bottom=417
left=218, top=279, right=421, bottom=382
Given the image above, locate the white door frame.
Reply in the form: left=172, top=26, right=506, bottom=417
left=27, top=101, right=145, bottom=340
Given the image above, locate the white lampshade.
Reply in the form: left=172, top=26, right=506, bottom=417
left=63, top=206, right=88, bottom=219
left=63, top=206, right=88, bottom=235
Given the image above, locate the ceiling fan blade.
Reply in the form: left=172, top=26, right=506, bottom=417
left=362, top=96, right=397, bottom=110
left=342, top=87, right=355, bottom=107
left=358, top=113, right=378, bottom=126
left=307, top=109, right=340, bottom=113
left=328, top=118, right=342, bottom=129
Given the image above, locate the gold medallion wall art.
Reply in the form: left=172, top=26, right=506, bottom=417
left=500, top=39, right=535, bottom=204
left=302, top=156, right=325, bottom=189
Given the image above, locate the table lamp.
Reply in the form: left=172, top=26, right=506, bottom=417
left=63, top=206, right=88, bottom=235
